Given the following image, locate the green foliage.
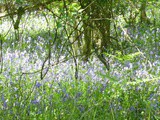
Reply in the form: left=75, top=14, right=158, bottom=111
left=104, top=51, right=142, bottom=63
left=0, top=71, right=159, bottom=119
left=15, top=0, right=23, bottom=4
left=0, top=0, right=160, bottom=119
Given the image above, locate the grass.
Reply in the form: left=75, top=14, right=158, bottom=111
left=0, top=64, right=159, bottom=120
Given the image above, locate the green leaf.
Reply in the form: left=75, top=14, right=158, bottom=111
left=104, top=51, right=142, bottom=62
left=122, top=52, right=142, bottom=61
left=15, top=0, right=23, bottom=4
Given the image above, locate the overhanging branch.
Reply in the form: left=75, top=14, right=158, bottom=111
left=0, top=0, right=55, bottom=19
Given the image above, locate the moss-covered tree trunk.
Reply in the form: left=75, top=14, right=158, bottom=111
left=93, top=1, right=112, bottom=53
left=78, top=0, right=92, bottom=61
left=140, top=0, right=150, bottom=24
left=79, top=0, right=112, bottom=62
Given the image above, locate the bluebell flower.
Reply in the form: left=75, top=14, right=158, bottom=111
left=129, top=106, right=136, bottom=112
left=3, top=100, right=7, bottom=109
left=148, top=93, right=154, bottom=101
left=78, top=105, right=85, bottom=113
left=35, top=82, right=42, bottom=88
left=158, top=80, right=160, bottom=84
left=75, top=92, right=82, bottom=99
left=62, top=93, right=70, bottom=102
left=117, top=105, right=122, bottom=111
left=100, top=83, right=107, bottom=92
left=31, top=99, right=40, bottom=104
left=1, top=94, right=5, bottom=101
